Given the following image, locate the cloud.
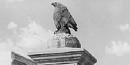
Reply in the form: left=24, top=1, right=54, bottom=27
left=119, top=24, right=130, bottom=31
left=0, top=17, right=53, bottom=64
left=106, top=41, right=130, bottom=56
left=0, top=38, right=29, bottom=65
left=7, top=0, right=23, bottom=3
left=6, top=17, right=53, bottom=51
left=16, top=19, right=53, bottom=51
left=8, top=21, right=17, bottom=29
left=0, top=38, right=14, bottom=65
left=0, top=38, right=14, bottom=52
left=0, top=38, right=32, bottom=61
left=0, top=51, right=11, bottom=65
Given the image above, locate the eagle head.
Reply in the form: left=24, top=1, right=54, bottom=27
left=51, top=2, right=66, bottom=8
left=51, top=2, right=58, bottom=7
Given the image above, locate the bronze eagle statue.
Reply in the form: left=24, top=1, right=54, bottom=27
left=51, top=2, right=78, bottom=34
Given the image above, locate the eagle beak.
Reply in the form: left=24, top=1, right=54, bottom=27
left=51, top=3, right=55, bottom=6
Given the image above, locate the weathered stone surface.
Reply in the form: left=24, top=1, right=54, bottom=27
left=47, top=33, right=81, bottom=49
left=28, top=48, right=97, bottom=65
left=11, top=52, right=37, bottom=65
left=12, top=60, right=26, bottom=65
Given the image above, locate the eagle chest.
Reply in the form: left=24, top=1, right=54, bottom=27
left=53, top=8, right=62, bottom=21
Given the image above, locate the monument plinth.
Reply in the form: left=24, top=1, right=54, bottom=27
left=27, top=32, right=97, bottom=65
left=28, top=48, right=97, bottom=65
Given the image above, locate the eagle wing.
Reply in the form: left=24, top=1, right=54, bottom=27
left=62, top=8, right=78, bottom=31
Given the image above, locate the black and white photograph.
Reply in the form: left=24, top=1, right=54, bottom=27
left=0, top=0, right=129, bottom=65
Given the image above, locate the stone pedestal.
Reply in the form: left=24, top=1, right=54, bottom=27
left=11, top=52, right=37, bottom=65
left=28, top=48, right=97, bottom=65
left=47, top=33, right=81, bottom=48
left=11, top=33, right=97, bottom=65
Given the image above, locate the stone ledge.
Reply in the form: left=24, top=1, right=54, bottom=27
left=11, top=52, right=37, bottom=65
left=28, top=48, right=97, bottom=65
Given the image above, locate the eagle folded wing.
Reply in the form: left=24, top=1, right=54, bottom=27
left=62, top=8, right=78, bottom=31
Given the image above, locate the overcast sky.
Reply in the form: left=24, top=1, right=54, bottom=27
left=0, top=0, right=130, bottom=65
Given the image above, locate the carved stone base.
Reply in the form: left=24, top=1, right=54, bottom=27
left=47, top=33, right=81, bottom=49
left=28, top=48, right=97, bottom=65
